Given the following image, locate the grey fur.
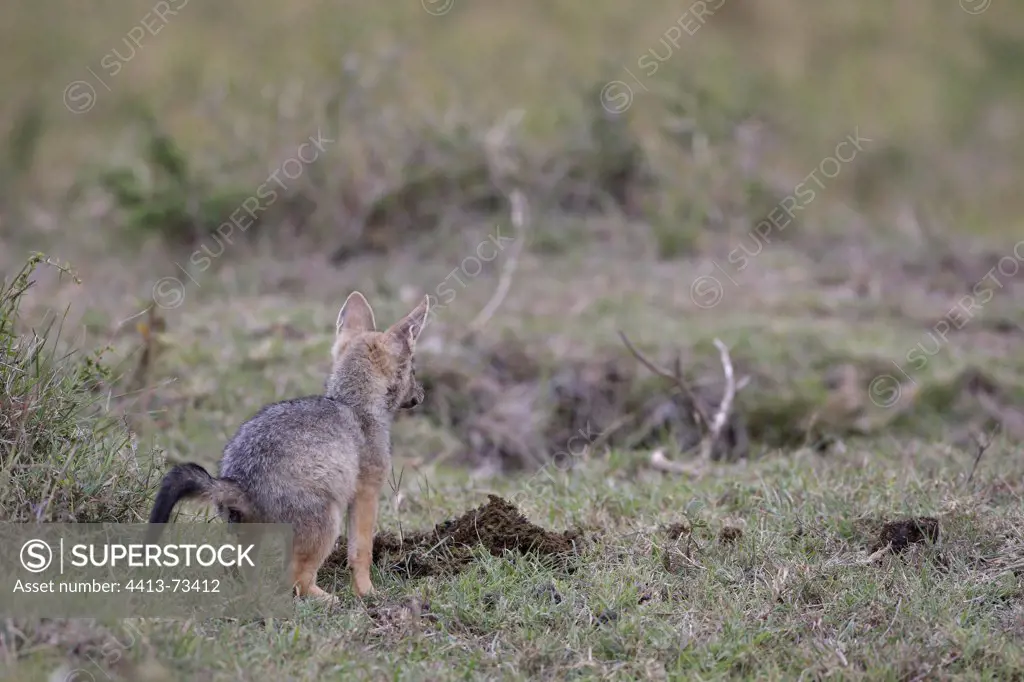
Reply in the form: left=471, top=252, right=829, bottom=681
left=147, top=292, right=430, bottom=599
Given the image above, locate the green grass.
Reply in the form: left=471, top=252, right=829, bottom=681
left=8, top=439, right=1024, bottom=680
left=3, top=250, right=1023, bottom=680
left=0, top=256, right=158, bottom=524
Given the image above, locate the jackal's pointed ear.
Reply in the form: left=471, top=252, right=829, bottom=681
left=335, top=292, right=376, bottom=342
left=385, top=295, right=430, bottom=351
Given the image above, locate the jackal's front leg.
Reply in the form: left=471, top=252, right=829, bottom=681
left=347, top=476, right=382, bottom=597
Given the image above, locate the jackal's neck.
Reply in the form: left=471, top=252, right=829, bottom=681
left=324, top=378, right=381, bottom=410
left=326, top=389, right=393, bottom=431
left=323, top=362, right=390, bottom=424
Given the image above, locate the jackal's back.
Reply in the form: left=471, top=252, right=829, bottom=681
left=219, top=396, right=364, bottom=523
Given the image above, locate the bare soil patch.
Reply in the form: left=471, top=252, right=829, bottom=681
left=872, top=516, right=941, bottom=554
left=325, top=495, right=583, bottom=581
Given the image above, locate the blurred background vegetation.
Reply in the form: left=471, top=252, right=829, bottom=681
left=1, top=1, right=1022, bottom=259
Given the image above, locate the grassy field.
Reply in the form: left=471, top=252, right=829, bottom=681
left=2, top=0, right=1024, bottom=680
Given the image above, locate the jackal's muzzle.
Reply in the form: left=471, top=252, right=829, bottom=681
left=400, top=381, right=424, bottom=409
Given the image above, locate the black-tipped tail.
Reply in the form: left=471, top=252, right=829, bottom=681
left=146, top=463, right=253, bottom=544
left=148, top=463, right=216, bottom=524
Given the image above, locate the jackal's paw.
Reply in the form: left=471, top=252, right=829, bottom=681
left=315, top=593, right=340, bottom=606
left=352, top=575, right=375, bottom=598
left=295, top=584, right=339, bottom=606
left=302, top=593, right=339, bottom=609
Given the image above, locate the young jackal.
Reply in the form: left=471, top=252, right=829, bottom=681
left=147, top=292, right=429, bottom=601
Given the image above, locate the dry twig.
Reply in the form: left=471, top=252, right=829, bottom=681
left=465, top=110, right=529, bottom=337
left=467, top=190, right=527, bottom=335
left=859, top=544, right=891, bottom=565
left=649, top=448, right=703, bottom=476
left=617, top=331, right=710, bottom=427
left=619, top=333, right=743, bottom=470
left=964, top=428, right=993, bottom=487
left=699, top=338, right=737, bottom=461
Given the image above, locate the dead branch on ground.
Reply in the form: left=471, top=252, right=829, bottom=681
left=617, top=331, right=710, bottom=428
left=618, top=332, right=745, bottom=470
left=649, top=448, right=703, bottom=476
left=700, top=339, right=737, bottom=462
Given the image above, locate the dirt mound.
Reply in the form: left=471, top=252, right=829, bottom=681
left=438, top=494, right=581, bottom=557
left=718, top=526, right=744, bottom=543
left=872, top=516, right=940, bottom=554
left=324, top=495, right=582, bottom=581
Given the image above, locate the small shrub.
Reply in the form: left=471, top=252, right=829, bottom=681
left=94, top=120, right=254, bottom=248
left=0, top=254, right=158, bottom=522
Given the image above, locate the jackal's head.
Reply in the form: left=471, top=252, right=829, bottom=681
left=325, top=292, right=429, bottom=414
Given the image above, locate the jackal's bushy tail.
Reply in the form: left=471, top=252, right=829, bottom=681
left=147, top=462, right=253, bottom=526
